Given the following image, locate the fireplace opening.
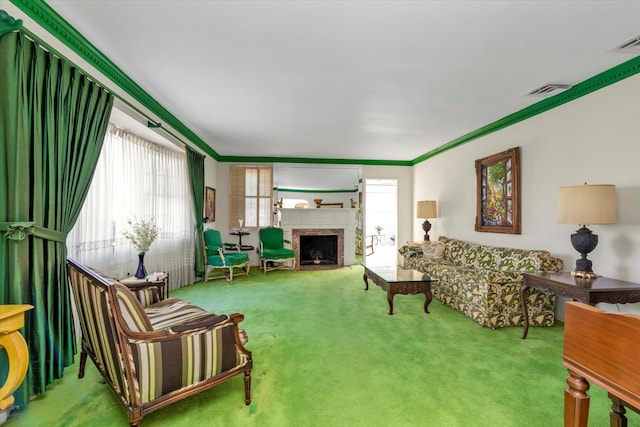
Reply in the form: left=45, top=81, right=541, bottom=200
left=292, top=228, right=344, bottom=270
left=299, top=235, right=338, bottom=267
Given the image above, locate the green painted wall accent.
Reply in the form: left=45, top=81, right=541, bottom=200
left=10, top=0, right=640, bottom=166
left=275, top=188, right=358, bottom=193
left=219, top=155, right=411, bottom=166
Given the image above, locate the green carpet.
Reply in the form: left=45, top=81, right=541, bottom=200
left=7, top=265, right=613, bottom=426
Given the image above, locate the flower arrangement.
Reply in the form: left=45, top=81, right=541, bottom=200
left=122, top=217, right=159, bottom=254
left=375, top=225, right=383, bottom=234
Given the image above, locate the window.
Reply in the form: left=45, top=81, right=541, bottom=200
left=66, top=124, right=195, bottom=289
left=230, top=165, right=273, bottom=229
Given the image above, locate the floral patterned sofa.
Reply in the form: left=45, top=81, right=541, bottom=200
left=399, top=236, right=563, bottom=329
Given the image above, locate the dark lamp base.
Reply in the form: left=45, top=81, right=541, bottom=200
left=422, top=219, right=432, bottom=242
left=570, top=226, right=599, bottom=280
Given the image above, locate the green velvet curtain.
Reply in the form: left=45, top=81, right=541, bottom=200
left=185, top=147, right=206, bottom=277
left=0, top=28, right=113, bottom=406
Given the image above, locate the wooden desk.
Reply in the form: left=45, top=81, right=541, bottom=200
left=563, top=301, right=640, bottom=427
left=520, top=272, right=640, bottom=339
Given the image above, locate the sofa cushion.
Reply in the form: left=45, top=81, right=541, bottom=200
left=422, top=242, right=445, bottom=259
left=145, top=298, right=215, bottom=330
left=439, top=236, right=478, bottom=268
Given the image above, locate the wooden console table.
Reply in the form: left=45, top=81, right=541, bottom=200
left=563, top=301, right=640, bottom=427
left=520, top=272, right=640, bottom=339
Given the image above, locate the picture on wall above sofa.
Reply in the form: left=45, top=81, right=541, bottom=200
left=475, top=147, right=521, bottom=234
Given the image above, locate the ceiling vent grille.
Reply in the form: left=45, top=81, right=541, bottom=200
left=526, top=83, right=572, bottom=97
left=612, top=34, right=640, bottom=53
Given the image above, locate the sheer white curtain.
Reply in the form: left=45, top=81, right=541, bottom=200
left=67, top=124, right=195, bottom=290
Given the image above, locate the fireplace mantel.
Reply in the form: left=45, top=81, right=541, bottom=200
left=278, top=208, right=358, bottom=267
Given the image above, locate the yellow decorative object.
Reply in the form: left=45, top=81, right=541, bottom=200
left=0, top=304, right=33, bottom=412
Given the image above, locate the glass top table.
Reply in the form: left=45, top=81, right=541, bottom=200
left=360, top=262, right=436, bottom=315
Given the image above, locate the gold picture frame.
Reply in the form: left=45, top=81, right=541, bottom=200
left=205, top=186, right=216, bottom=222
left=475, top=147, right=521, bottom=234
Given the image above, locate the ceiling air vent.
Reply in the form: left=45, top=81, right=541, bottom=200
left=526, top=83, right=572, bottom=97
left=611, top=34, right=640, bottom=53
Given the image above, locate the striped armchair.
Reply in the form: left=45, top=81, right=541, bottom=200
left=67, top=258, right=253, bottom=426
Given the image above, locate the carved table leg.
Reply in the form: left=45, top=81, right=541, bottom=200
left=519, top=284, right=530, bottom=339
left=608, top=394, right=627, bottom=427
left=565, top=371, right=590, bottom=427
left=387, top=290, right=395, bottom=315
left=363, top=272, right=369, bottom=290
left=423, top=285, right=433, bottom=314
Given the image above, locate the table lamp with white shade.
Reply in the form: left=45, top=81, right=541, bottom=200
left=557, top=184, right=616, bottom=278
left=417, top=200, right=438, bottom=242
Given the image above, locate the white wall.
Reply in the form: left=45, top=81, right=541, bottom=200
left=413, top=72, right=640, bottom=315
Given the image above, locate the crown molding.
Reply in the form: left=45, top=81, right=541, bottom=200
left=218, top=155, right=412, bottom=166
left=275, top=188, right=358, bottom=193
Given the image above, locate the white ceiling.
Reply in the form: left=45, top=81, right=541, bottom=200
left=46, top=1, right=640, bottom=162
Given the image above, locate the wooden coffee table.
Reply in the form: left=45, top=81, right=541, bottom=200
left=361, top=263, right=435, bottom=315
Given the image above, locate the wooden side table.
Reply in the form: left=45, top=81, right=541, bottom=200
left=229, top=231, right=254, bottom=251
left=520, top=272, right=640, bottom=339
left=120, top=273, right=169, bottom=300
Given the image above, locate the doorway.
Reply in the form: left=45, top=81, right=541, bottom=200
left=364, top=179, right=398, bottom=264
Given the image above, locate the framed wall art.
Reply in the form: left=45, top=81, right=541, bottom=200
left=475, top=147, right=521, bottom=234
left=205, top=186, right=216, bottom=222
